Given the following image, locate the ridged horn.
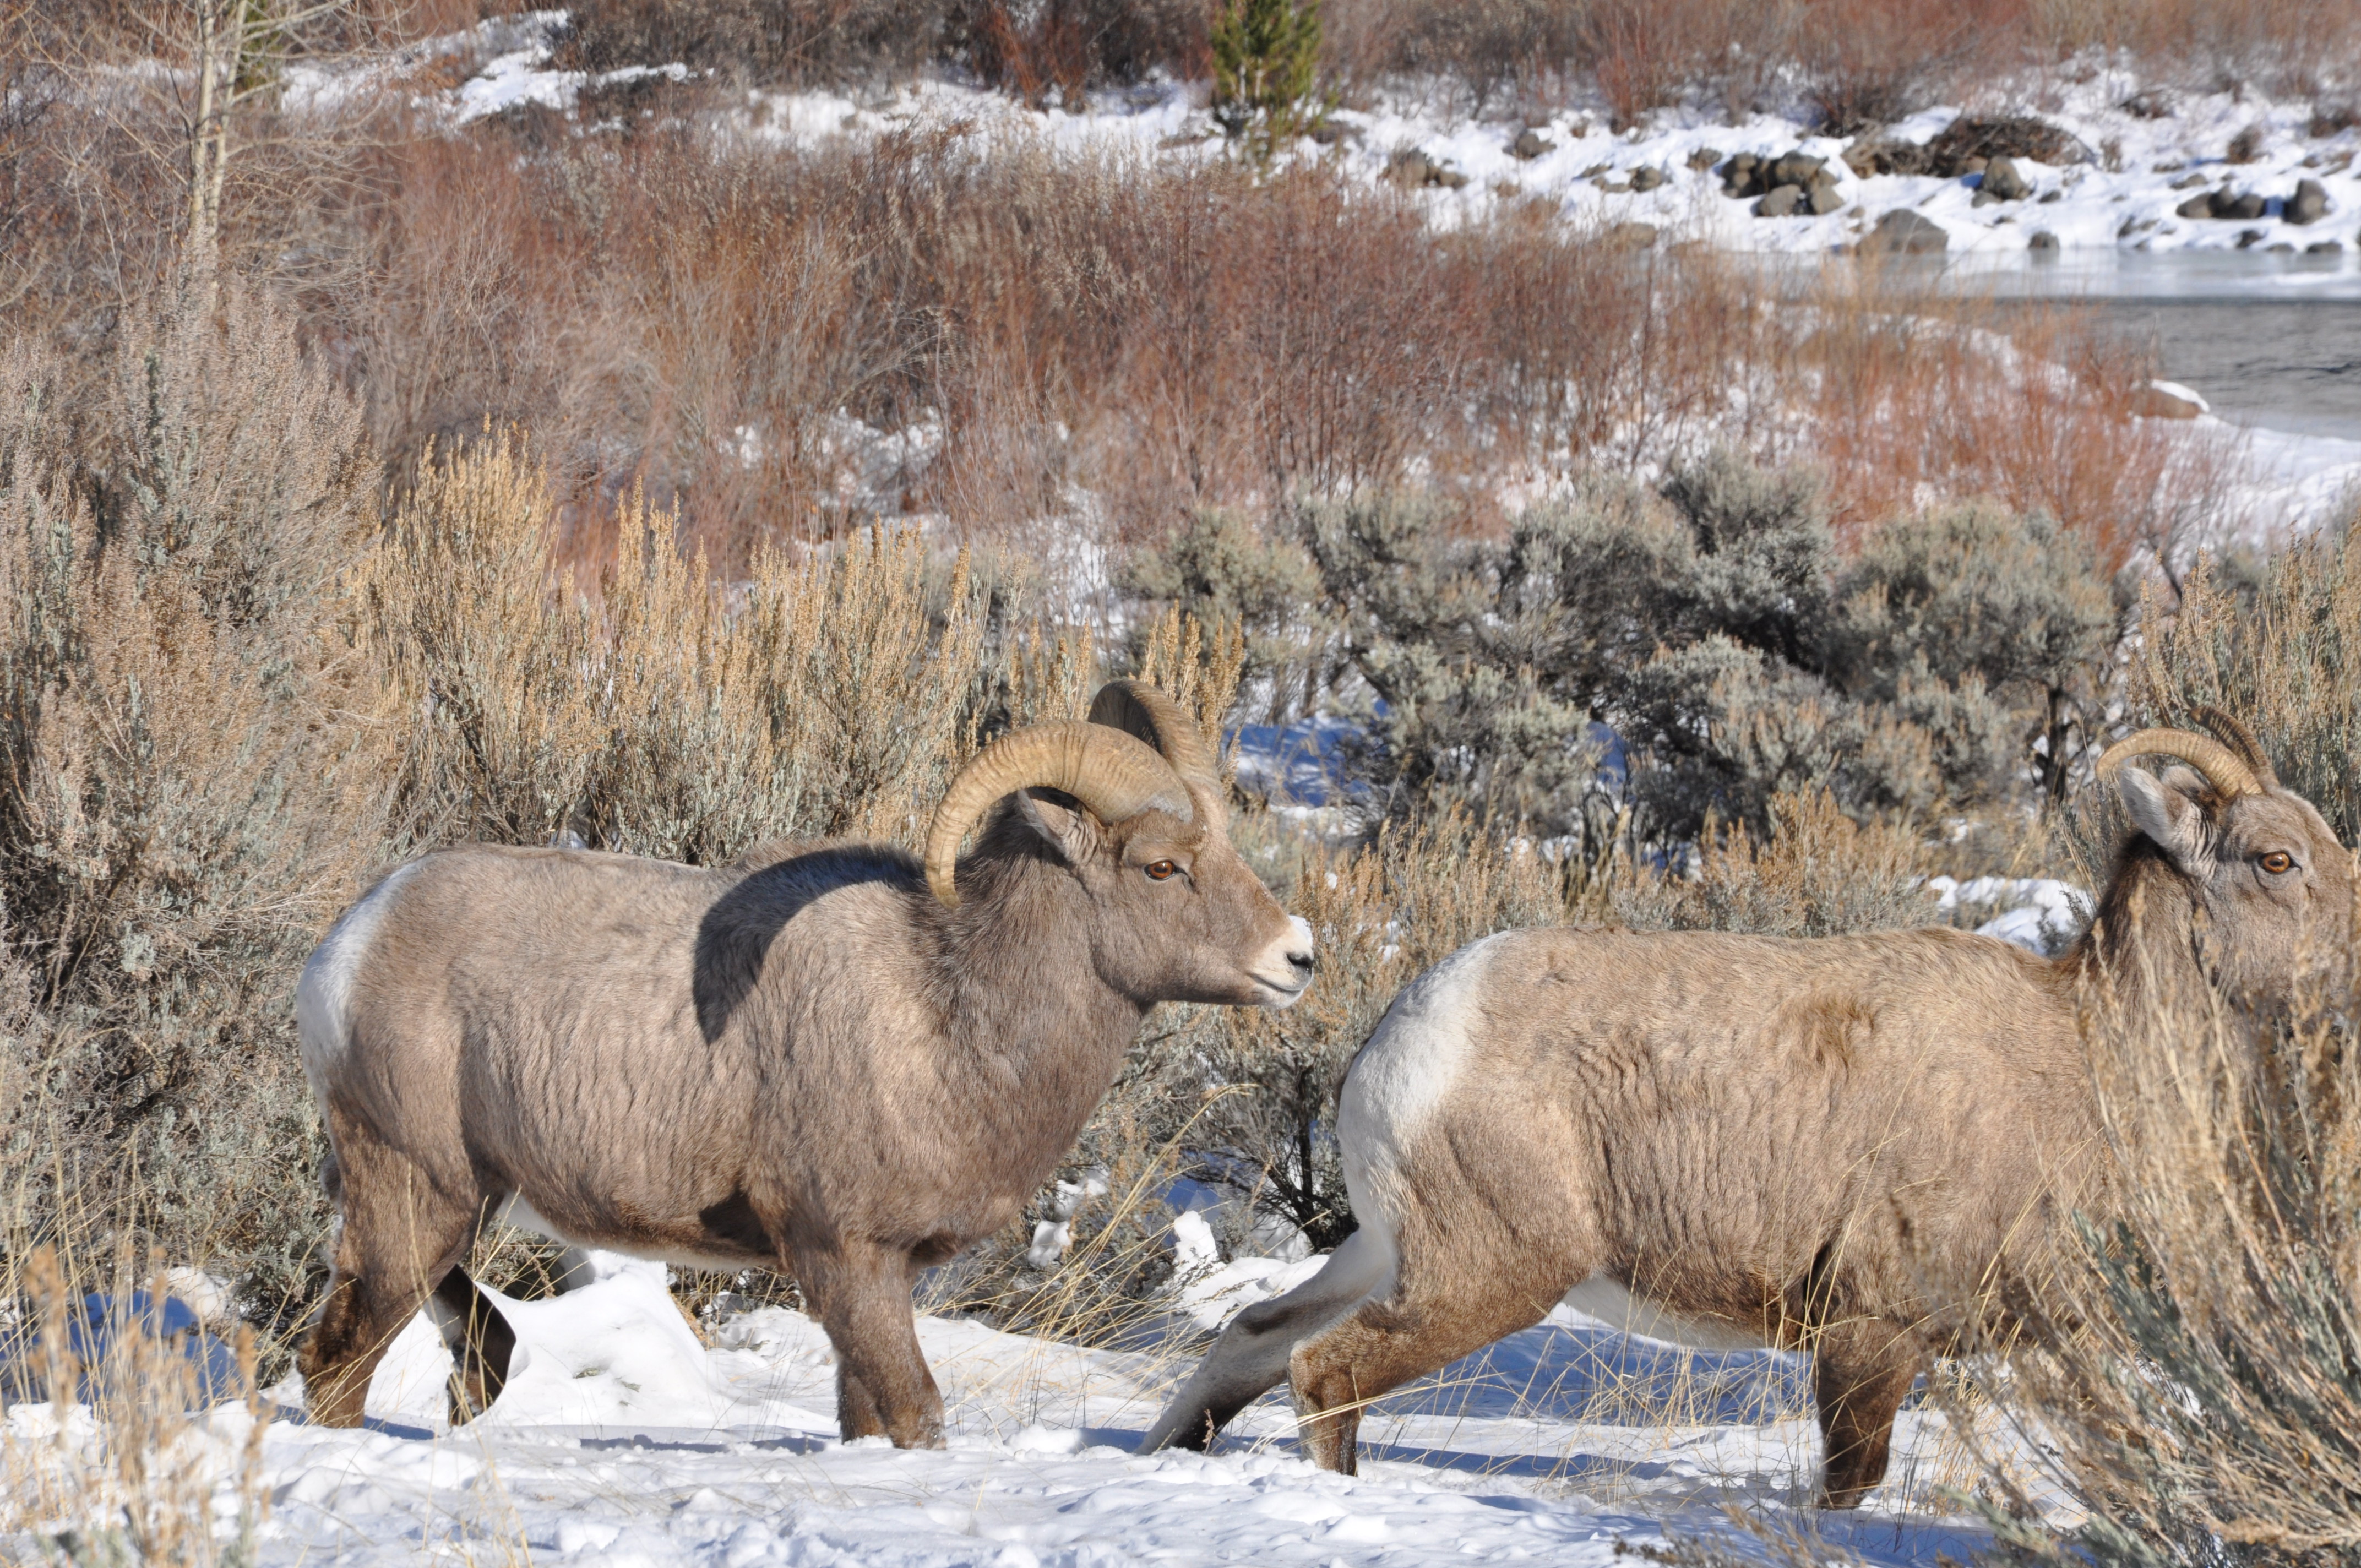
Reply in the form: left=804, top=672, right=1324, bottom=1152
left=2192, top=707, right=2280, bottom=790
left=1087, top=679, right=1221, bottom=785
left=2095, top=728, right=2263, bottom=801
left=924, top=723, right=1193, bottom=907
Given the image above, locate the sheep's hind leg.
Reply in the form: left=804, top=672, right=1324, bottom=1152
left=428, top=1262, right=518, bottom=1425
left=804, top=1243, right=945, bottom=1449
left=1813, top=1318, right=1921, bottom=1509
left=1289, top=1243, right=1571, bottom=1474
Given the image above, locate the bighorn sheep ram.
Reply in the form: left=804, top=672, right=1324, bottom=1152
left=1144, top=714, right=2352, bottom=1507
left=296, top=682, right=1313, bottom=1444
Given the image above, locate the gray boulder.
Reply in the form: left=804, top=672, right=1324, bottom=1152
left=2175, top=192, right=2218, bottom=219
left=2290, top=179, right=2331, bottom=225
left=1630, top=166, right=1667, bottom=192
left=2028, top=230, right=2060, bottom=252
left=1755, top=184, right=1805, bottom=217
left=1387, top=149, right=1434, bottom=188
left=1867, top=208, right=1948, bottom=254
left=1512, top=128, right=1552, bottom=161
left=1981, top=156, right=2031, bottom=201
left=1603, top=221, right=1660, bottom=249
left=2221, top=190, right=2267, bottom=221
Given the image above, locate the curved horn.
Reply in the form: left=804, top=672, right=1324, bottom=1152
left=925, top=723, right=1193, bottom=906
left=1087, top=679, right=1221, bottom=785
left=2095, top=728, right=2263, bottom=800
left=2192, top=707, right=2280, bottom=790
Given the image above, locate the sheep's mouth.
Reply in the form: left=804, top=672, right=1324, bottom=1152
left=1249, top=971, right=1312, bottom=1006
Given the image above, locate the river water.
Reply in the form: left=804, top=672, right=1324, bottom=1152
left=1951, top=251, right=2361, bottom=442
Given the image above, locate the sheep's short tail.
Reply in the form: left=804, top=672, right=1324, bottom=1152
left=1139, top=1221, right=1398, bottom=1453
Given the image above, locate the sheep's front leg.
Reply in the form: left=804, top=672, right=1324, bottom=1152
left=803, top=1243, right=945, bottom=1449
left=1813, top=1319, right=1920, bottom=1509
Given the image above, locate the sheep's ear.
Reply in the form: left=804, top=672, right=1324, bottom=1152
left=2118, top=764, right=2210, bottom=875
left=1015, top=790, right=1102, bottom=867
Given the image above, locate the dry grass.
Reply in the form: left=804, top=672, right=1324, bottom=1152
left=2128, top=525, right=2361, bottom=843
left=365, top=429, right=993, bottom=859
left=1, top=1248, right=273, bottom=1567
left=1947, top=907, right=2361, bottom=1568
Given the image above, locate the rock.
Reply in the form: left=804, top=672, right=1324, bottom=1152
left=2308, top=239, right=2347, bottom=254
left=1434, top=166, right=1470, bottom=190
left=1511, top=127, right=1552, bottom=160
left=1687, top=146, right=1723, bottom=171
left=1630, top=166, right=1666, bottom=191
left=1755, top=184, right=1805, bottom=217
left=2175, top=192, right=2219, bottom=219
left=2266, top=242, right=2295, bottom=253
left=1386, top=149, right=1434, bottom=188
left=1981, top=156, right=2032, bottom=200
left=1867, top=208, right=1947, bottom=254
left=2119, top=89, right=2174, bottom=119
left=2289, top=178, right=2331, bottom=225
left=1848, top=120, right=2088, bottom=179
left=2028, top=230, right=2060, bottom=252
left=2235, top=228, right=2267, bottom=249
left=1807, top=179, right=1845, bottom=215
left=2130, top=382, right=2206, bottom=420
left=2221, top=191, right=2267, bottom=221
left=2168, top=172, right=2209, bottom=189
left=2226, top=123, right=2266, bottom=164
left=2039, top=189, right=2063, bottom=203
left=1602, top=221, right=1660, bottom=249
left=1724, top=149, right=1840, bottom=199
left=1595, top=177, right=1631, bottom=193
left=1923, top=114, right=2088, bottom=173
left=1307, top=120, right=1357, bottom=145
left=1847, top=138, right=1935, bottom=177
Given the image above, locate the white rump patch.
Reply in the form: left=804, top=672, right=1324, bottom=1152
left=1336, top=930, right=1511, bottom=1195
left=296, top=859, right=426, bottom=1101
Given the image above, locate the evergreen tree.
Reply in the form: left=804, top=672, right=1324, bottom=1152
left=1210, top=0, right=1326, bottom=164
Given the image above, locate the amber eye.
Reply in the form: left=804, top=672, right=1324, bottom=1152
left=2261, top=851, right=2296, bottom=875
left=1145, top=860, right=1179, bottom=881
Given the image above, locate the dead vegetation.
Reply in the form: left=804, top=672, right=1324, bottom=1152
left=1, top=4, right=2357, bottom=1556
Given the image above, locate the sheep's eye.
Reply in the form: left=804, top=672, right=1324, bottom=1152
left=1144, top=860, right=1179, bottom=881
left=2260, top=851, right=2296, bottom=875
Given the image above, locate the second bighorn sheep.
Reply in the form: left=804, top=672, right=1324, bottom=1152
left=297, top=682, right=1313, bottom=1444
left=1145, top=714, right=2352, bottom=1506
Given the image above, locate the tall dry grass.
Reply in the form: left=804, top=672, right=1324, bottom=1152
left=365, top=431, right=992, bottom=859
left=1959, top=902, right=2361, bottom=1568
left=2128, top=526, right=2361, bottom=843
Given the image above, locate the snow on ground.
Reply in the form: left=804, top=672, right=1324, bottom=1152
left=426, top=15, right=2361, bottom=264
left=3, top=1252, right=2068, bottom=1567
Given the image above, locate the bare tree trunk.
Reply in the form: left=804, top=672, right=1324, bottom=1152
left=179, top=0, right=233, bottom=312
